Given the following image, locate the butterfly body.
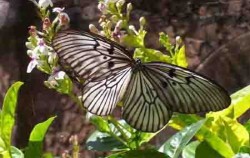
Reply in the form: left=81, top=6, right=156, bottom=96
left=52, top=30, right=231, bottom=132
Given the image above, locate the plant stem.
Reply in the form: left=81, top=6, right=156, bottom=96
left=108, top=116, right=130, bottom=141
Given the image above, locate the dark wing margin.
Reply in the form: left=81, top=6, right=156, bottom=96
left=143, top=62, right=231, bottom=114
left=122, top=70, right=172, bottom=132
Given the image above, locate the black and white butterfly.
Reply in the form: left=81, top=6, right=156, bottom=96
left=52, top=30, right=231, bottom=132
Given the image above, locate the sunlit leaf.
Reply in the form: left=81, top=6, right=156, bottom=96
left=90, top=115, right=110, bottom=133
left=173, top=46, right=188, bottom=68
left=182, top=141, right=200, bottom=158
left=196, top=141, right=223, bottom=158
left=205, top=115, right=249, bottom=153
left=108, top=149, right=169, bottom=158
left=0, top=82, right=23, bottom=149
left=10, top=146, right=24, bottom=158
left=159, top=120, right=205, bottom=158
left=25, top=116, right=56, bottom=158
left=134, top=48, right=171, bottom=63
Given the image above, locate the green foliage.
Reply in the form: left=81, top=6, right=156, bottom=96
left=159, top=120, right=206, bottom=158
left=25, top=117, right=56, bottom=158
left=0, top=82, right=23, bottom=157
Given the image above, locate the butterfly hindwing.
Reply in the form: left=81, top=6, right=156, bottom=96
left=122, top=69, right=173, bottom=132
left=82, top=67, right=131, bottom=115
left=143, top=62, right=231, bottom=113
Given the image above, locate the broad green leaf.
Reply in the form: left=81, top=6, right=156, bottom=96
left=134, top=48, right=171, bottom=63
left=159, top=120, right=205, bottom=158
left=0, top=82, right=23, bottom=149
left=169, top=114, right=234, bottom=157
left=10, top=146, right=24, bottom=158
left=86, top=130, right=127, bottom=151
left=238, top=146, right=250, bottom=153
left=169, top=114, right=202, bottom=130
left=182, top=141, right=200, bottom=158
left=108, top=149, right=169, bottom=158
left=90, top=115, right=110, bottom=133
left=244, top=119, right=250, bottom=134
left=25, top=116, right=56, bottom=158
left=196, top=141, right=223, bottom=158
left=210, top=85, right=250, bottom=119
left=206, top=115, right=249, bottom=152
left=173, top=46, right=188, bottom=68
left=42, top=152, right=54, bottom=158
left=197, top=126, right=235, bottom=157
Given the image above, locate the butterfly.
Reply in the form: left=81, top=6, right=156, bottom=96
left=52, top=30, right=231, bottom=132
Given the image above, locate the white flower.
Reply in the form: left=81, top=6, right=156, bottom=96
left=48, top=52, right=57, bottom=64
left=27, top=59, right=39, bottom=73
left=36, top=38, right=51, bottom=55
left=52, top=7, right=65, bottom=13
left=38, top=0, right=53, bottom=8
left=54, top=71, right=66, bottom=80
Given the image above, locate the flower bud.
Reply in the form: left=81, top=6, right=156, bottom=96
left=98, top=2, right=106, bottom=13
left=28, top=26, right=37, bottom=36
left=116, top=0, right=125, bottom=8
left=176, top=36, right=182, bottom=45
left=38, top=0, right=53, bottom=8
left=128, top=25, right=138, bottom=35
left=139, top=17, right=146, bottom=27
left=43, top=18, right=51, bottom=31
left=59, top=12, right=70, bottom=27
left=89, top=24, right=99, bottom=34
left=127, top=3, right=133, bottom=13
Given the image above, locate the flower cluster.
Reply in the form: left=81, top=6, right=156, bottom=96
left=26, top=0, right=72, bottom=94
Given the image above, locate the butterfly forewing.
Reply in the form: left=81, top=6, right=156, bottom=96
left=52, top=30, right=133, bottom=82
left=52, top=30, right=134, bottom=115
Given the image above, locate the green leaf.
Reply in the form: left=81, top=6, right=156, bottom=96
left=173, top=46, right=188, bottom=68
left=122, top=30, right=146, bottom=48
left=134, top=48, right=171, bottom=63
left=10, top=146, right=24, bottom=158
left=0, top=82, right=23, bottom=149
left=244, top=119, right=250, bottom=134
left=197, top=126, right=235, bottom=157
left=169, top=114, right=235, bottom=157
left=159, top=120, right=205, bottom=158
left=108, top=149, right=169, bottom=158
left=182, top=141, right=200, bottom=158
left=238, top=146, right=250, bottom=154
left=24, top=116, right=56, bottom=158
left=86, top=130, right=127, bottom=151
left=42, top=152, right=54, bottom=158
left=196, top=141, right=223, bottom=158
left=90, top=115, right=110, bottom=133
left=159, top=32, right=173, bottom=52
left=206, top=115, right=249, bottom=153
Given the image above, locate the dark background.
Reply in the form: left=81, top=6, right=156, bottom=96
left=0, top=0, right=249, bottom=157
